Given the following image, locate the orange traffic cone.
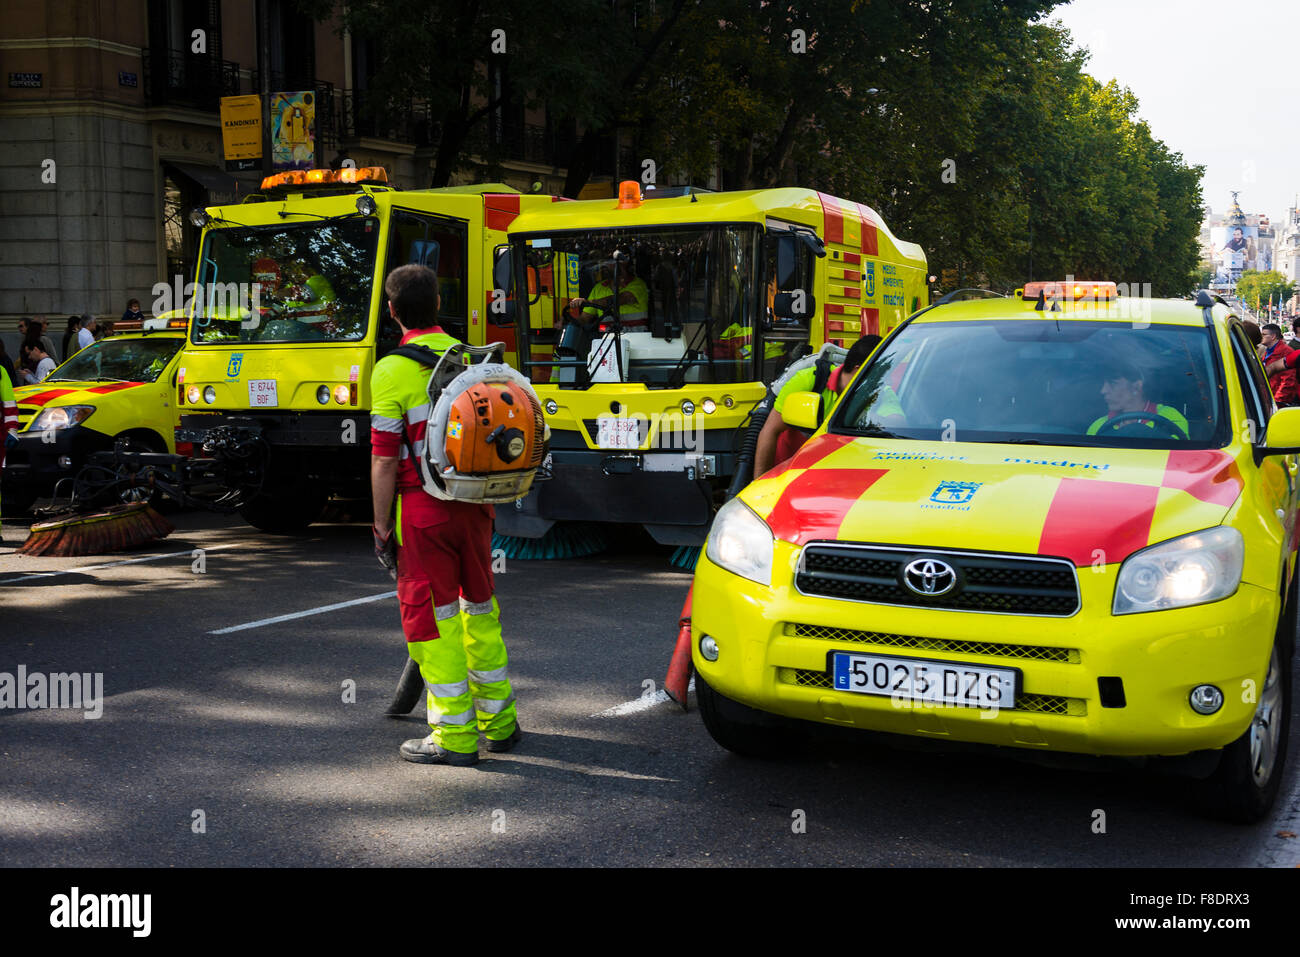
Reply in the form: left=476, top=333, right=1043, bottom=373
left=664, top=586, right=693, bottom=710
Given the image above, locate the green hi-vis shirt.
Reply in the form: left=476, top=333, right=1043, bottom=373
left=583, top=277, right=649, bottom=325
left=773, top=365, right=838, bottom=428
left=1086, top=402, right=1188, bottom=437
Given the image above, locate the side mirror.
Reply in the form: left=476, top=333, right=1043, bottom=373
left=772, top=290, right=815, bottom=321
left=775, top=234, right=798, bottom=288
left=492, top=245, right=513, bottom=294
left=782, top=391, right=822, bottom=431
left=1261, top=407, right=1300, bottom=454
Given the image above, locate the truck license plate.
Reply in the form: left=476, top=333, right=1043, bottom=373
left=248, top=379, right=278, bottom=408
left=596, top=416, right=639, bottom=450
left=831, top=652, right=1018, bottom=709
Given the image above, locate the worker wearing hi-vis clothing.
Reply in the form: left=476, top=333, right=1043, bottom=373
left=1085, top=360, right=1188, bottom=438
left=753, top=335, right=880, bottom=476
left=370, top=264, right=521, bottom=766
left=2, top=366, right=17, bottom=541
left=570, top=256, right=649, bottom=330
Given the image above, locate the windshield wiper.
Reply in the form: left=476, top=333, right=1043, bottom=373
left=92, top=377, right=130, bottom=383
left=854, top=425, right=898, bottom=438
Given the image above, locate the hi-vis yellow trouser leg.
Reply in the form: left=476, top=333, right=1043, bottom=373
left=396, top=498, right=516, bottom=755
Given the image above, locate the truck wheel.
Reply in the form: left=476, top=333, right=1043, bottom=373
left=696, top=671, right=793, bottom=757
left=1199, top=637, right=1292, bottom=824
left=239, top=486, right=327, bottom=534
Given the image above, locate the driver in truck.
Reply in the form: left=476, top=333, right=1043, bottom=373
left=1085, top=359, right=1189, bottom=436
left=569, top=254, right=649, bottom=330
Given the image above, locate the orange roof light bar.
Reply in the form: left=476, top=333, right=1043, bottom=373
left=1021, top=280, right=1117, bottom=301
left=259, top=166, right=389, bottom=190
left=616, top=180, right=642, bottom=209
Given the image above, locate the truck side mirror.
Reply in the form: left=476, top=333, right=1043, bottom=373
left=772, top=290, right=816, bottom=321
left=775, top=234, right=798, bottom=288
left=490, top=246, right=516, bottom=326
left=492, top=245, right=513, bottom=295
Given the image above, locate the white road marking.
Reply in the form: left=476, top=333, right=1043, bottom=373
left=592, top=677, right=695, bottom=717
left=210, top=590, right=397, bottom=634
left=0, top=542, right=246, bottom=585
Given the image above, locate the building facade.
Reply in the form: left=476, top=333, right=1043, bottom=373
left=0, top=0, right=633, bottom=324
left=1199, top=192, right=1275, bottom=294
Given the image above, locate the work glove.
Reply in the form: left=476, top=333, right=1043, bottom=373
left=373, top=524, right=397, bottom=579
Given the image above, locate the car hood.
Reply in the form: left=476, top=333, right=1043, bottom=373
left=742, top=433, right=1244, bottom=566
left=15, top=381, right=148, bottom=409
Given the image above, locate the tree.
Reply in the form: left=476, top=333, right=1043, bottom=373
left=304, top=0, right=615, bottom=188
left=1237, top=270, right=1297, bottom=311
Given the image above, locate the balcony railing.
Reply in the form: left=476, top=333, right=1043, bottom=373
left=143, top=49, right=240, bottom=110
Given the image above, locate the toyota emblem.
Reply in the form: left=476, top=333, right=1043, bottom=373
left=902, top=558, right=957, bottom=597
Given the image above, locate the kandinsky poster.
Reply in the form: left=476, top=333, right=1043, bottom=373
left=271, top=90, right=316, bottom=171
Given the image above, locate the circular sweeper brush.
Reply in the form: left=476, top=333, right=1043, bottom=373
left=18, top=502, right=174, bottom=557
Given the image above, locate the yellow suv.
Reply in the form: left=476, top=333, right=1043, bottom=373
left=4, top=320, right=186, bottom=508
left=691, top=286, right=1296, bottom=822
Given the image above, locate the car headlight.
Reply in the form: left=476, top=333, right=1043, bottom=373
left=28, top=405, right=95, bottom=431
left=705, top=498, right=774, bottom=586
left=1113, top=526, right=1244, bottom=615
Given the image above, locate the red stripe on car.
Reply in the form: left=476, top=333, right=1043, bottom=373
left=1162, top=450, right=1243, bottom=507
left=766, top=468, right=887, bottom=545
left=1037, top=478, right=1159, bottom=566
left=85, top=383, right=143, bottom=394
left=19, top=389, right=76, bottom=406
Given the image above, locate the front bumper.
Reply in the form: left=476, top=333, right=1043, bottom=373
left=691, top=542, right=1278, bottom=757
left=1, top=425, right=115, bottom=495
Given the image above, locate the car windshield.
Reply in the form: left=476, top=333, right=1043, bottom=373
left=833, top=319, right=1227, bottom=449
left=191, top=217, right=380, bottom=344
left=47, top=337, right=182, bottom=384
left=511, top=225, right=766, bottom=388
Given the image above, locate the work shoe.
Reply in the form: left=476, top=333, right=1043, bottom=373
left=400, top=735, right=479, bottom=766
left=484, top=726, right=524, bottom=753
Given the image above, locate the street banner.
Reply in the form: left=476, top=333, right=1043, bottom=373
left=271, top=91, right=316, bottom=171
left=220, top=94, right=262, bottom=172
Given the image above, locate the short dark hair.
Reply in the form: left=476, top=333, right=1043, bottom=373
left=1240, top=319, right=1262, bottom=346
left=384, top=264, right=440, bottom=328
left=1263, top=323, right=1282, bottom=337
left=843, top=334, right=882, bottom=372
left=1102, top=358, right=1142, bottom=384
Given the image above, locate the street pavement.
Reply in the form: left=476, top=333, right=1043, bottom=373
left=1, top=510, right=1297, bottom=867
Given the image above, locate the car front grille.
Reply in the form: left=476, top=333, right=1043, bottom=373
left=784, top=622, right=1081, bottom=664
left=782, top=668, right=1086, bottom=717
left=795, top=543, right=1080, bottom=616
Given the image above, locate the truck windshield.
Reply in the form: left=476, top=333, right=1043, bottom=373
left=511, top=225, right=763, bottom=388
left=47, top=337, right=182, bottom=383
left=833, top=319, right=1228, bottom=449
left=191, top=217, right=380, bottom=345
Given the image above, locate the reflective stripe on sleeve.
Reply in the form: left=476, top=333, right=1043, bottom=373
left=371, top=414, right=404, bottom=434
left=407, top=403, right=432, bottom=425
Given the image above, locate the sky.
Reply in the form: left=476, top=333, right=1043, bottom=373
left=1047, top=0, right=1300, bottom=225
